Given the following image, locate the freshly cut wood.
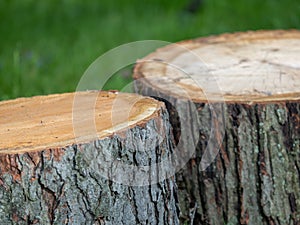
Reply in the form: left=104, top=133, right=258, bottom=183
left=134, top=30, right=300, bottom=224
left=0, top=91, right=179, bottom=224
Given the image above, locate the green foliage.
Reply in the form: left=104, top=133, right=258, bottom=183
left=0, top=0, right=299, bottom=100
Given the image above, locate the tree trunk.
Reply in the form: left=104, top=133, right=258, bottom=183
left=133, top=30, right=300, bottom=224
left=0, top=91, right=179, bottom=225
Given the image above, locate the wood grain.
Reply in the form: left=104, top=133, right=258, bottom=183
left=134, top=30, right=300, bottom=224
left=0, top=91, right=179, bottom=224
left=0, top=91, right=163, bottom=154
left=134, top=30, right=300, bottom=103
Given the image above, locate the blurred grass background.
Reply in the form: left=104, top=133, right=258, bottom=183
left=0, top=0, right=299, bottom=100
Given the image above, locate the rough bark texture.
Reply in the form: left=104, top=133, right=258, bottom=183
left=135, top=81, right=300, bottom=225
left=133, top=30, right=300, bottom=224
left=0, top=92, right=179, bottom=225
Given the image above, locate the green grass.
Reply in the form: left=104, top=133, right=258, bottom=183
left=0, top=0, right=299, bottom=100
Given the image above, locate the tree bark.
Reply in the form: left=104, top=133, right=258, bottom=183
left=0, top=91, right=179, bottom=225
left=133, top=30, right=300, bottom=224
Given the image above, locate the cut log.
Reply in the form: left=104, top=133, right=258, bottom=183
left=0, top=91, right=179, bottom=224
left=134, top=30, right=300, bottom=224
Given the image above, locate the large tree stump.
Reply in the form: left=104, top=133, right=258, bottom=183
left=134, top=30, right=300, bottom=224
left=0, top=91, right=179, bottom=224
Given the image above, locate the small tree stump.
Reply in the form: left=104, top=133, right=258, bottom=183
left=134, top=30, right=300, bottom=224
left=0, top=91, right=179, bottom=224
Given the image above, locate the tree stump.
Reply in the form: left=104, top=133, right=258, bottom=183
left=134, top=30, right=300, bottom=224
left=0, top=91, right=179, bottom=224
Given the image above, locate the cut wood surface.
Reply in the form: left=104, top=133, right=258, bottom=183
left=0, top=91, right=162, bottom=154
left=134, top=30, right=300, bottom=103
left=134, top=30, right=300, bottom=225
left=0, top=91, right=179, bottom=224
